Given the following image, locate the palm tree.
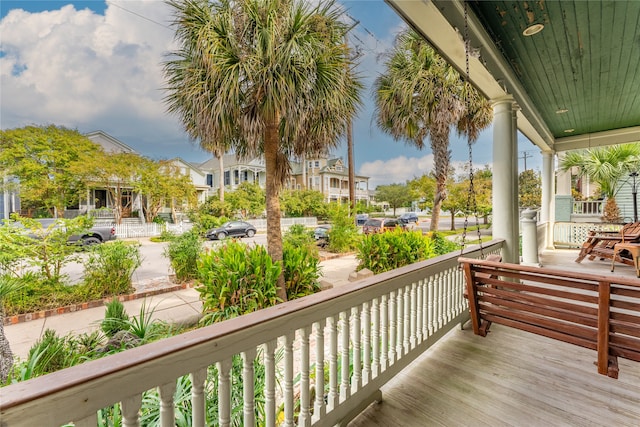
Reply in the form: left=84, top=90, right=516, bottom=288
left=374, top=30, right=492, bottom=231
left=164, top=0, right=362, bottom=301
left=560, top=143, right=640, bottom=223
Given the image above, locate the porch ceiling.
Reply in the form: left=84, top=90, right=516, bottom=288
left=386, top=0, right=640, bottom=153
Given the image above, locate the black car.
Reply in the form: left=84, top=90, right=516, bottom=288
left=205, top=221, right=257, bottom=240
left=398, top=212, right=419, bottom=224
left=314, top=225, right=332, bottom=247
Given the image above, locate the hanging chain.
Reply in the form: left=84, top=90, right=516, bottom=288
left=460, top=1, right=484, bottom=258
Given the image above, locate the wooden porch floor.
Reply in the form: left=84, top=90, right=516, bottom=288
left=349, top=325, right=640, bottom=427
left=350, top=249, right=640, bottom=427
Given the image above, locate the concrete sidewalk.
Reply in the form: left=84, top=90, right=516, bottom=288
left=4, top=254, right=359, bottom=360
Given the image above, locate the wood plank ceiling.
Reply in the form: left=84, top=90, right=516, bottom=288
left=468, top=0, right=640, bottom=140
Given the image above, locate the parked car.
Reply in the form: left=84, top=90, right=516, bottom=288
left=355, top=213, right=369, bottom=226
left=398, top=212, right=419, bottom=224
left=362, top=218, right=404, bottom=235
left=314, top=224, right=332, bottom=247
left=30, top=218, right=116, bottom=246
left=205, top=221, right=257, bottom=240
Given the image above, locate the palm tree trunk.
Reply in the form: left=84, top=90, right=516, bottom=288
left=0, top=317, right=13, bottom=383
left=264, top=119, right=287, bottom=302
left=429, top=130, right=450, bottom=231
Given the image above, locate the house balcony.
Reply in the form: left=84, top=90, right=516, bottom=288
left=2, top=241, right=639, bottom=426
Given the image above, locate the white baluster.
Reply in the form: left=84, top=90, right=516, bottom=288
left=284, top=332, right=295, bottom=427
left=299, top=326, right=311, bottom=427
left=446, top=268, right=453, bottom=321
left=352, top=306, right=362, bottom=393
left=313, top=320, right=326, bottom=421
left=159, top=381, right=176, bottom=427
left=438, top=272, right=444, bottom=329
left=380, top=295, right=389, bottom=370
left=403, top=285, right=410, bottom=354
left=389, top=291, right=397, bottom=364
left=217, top=358, right=232, bottom=427
left=395, top=288, right=404, bottom=358
left=362, top=301, right=371, bottom=384
left=264, top=340, right=277, bottom=427
left=340, top=310, right=351, bottom=400
left=191, top=368, right=207, bottom=427
left=242, top=348, right=257, bottom=427
left=372, top=298, right=380, bottom=378
left=328, top=314, right=339, bottom=410
left=427, top=277, right=434, bottom=336
left=410, top=282, right=417, bottom=349
left=121, top=394, right=142, bottom=427
left=416, top=280, right=424, bottom=343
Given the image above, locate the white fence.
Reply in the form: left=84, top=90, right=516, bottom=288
left=111, top=218, right=318, bottom=239
left=553, top=222, right=622, bottom=248
left=0, top=241, right=503, bottom=427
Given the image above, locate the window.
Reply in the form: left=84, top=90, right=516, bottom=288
left=314, top=161, right=319, bottom=167
left=206, top=174, right=213, bottom=187
left=224, top=171, right=230, bottom=186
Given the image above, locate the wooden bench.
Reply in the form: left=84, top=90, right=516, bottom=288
left=576, top=222, right=640, bottom=266
left=458, top=257, right=640, bottom=378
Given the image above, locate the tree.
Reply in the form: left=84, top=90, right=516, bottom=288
left=374, top=30, right=492, bottom=231
left=0, top=125, right=101, bottom=217
left=519, top=169, right=542, bottom=208
left=408, top=174, right=436, bottom=212
left=77, top=152, right=144, bottom=224
left=280, top=189, right=327, bottom=218
left=135, top=159, right=197, bottom=223
left=226, top=182, right=265, bottom=218
left=375, top=183, right=413, bottom=216
left=164, top=0, right=363, bottom=301
left=560, top=143, right=640, bottom=223
left=441, top=180, right=467, bottom=231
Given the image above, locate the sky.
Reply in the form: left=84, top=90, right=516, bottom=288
left=0, top=0, right=542, bottom=188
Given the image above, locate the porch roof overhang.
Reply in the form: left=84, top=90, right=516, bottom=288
left=385, top=0, right=640, bottom=154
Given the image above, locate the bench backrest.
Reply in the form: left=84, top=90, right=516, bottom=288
left=458, top=257, right=640, bottom=378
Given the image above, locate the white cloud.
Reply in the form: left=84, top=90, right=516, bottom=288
left=359, top=154, right=491, bottom=188
left=359, top=155, right=435, bottom=188
left=0, top=1, right=196, bottom=159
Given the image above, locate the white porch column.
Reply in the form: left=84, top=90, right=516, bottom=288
left=511, top=104, right=520, bottom=252
left=541, top=151, right=555, bottom=248
left=492, top=97, right=519, bottom=264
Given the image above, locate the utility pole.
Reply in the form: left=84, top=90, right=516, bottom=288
left=347, top=119, right=355, bottom=212
left=519, top=150, right=535, bottom=171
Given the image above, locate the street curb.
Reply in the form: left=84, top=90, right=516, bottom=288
left=4, top=282, right=195, bottom=326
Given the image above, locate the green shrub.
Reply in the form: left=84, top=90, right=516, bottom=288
left=83, top=241, right=142, bottom=298
left=25, top=329, right=71, bottom=376
left=283, top=224, right=316, bottom=249
left=283, top=242, right=321, bottom=300
left=327, top=204, right=360, bottom=253
left=357, top=229, right=435, bottom=274
left=196, top=241, right=281, bottom=324
left=428, top=231, right=460, bottom=255
left=101, top=299, right=130, bottom=338
left=165, top=231, right=203, bottom=282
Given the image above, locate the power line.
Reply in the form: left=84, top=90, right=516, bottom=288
left=105, top=1, right=172, bottom=30
left=519, top=150, right=536, bottom=171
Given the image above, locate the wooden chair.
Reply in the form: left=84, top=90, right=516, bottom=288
left=575, top=222, right=640, bottom=266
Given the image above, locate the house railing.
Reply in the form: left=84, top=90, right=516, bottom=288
left=572, top=200, right=604, bottom=216
left=553, top=222, right=622, bottom=248
left=0, top=240, right=503, bottom=427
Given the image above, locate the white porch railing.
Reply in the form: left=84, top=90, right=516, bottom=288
left=0, top=240, right=503, bottom=427
left=553, top=222, right=622, bottom=248
left=572, top=200, right=604, bottom=216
